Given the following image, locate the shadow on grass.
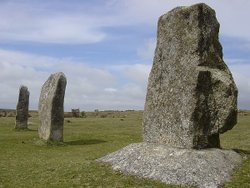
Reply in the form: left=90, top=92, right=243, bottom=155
left=13, top=128, right=37, bottom=132
left=233, top=149, right=250, bottom=156
left=34, top=139, right=66, bottom=146
left=66, top=139, right=106, bottom=146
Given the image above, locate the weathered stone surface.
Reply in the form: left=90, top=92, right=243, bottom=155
left=15, top=86, right=29, bottom=129
left=98, top=143, right=242, bottom=188
left=38, top=72, right=67, bottom=142
left=143, top=3, right=238, bottom=149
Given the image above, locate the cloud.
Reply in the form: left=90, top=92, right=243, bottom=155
left=0, top=49, right=117, bottom=110
left=0, top=1, right=249, bottom=110
left=228, top=61, right=250, bottom=110
left=0, top=49, right=151, bottom=111
left=123, top=64, right=151, bottom=85
left=108, top=0, right=250, bottom=43
left=0, top=1, right=106, bottom=44
left=0, top=51, right=249, bottom=111
left=0, top=0, right=250, bottom=44
left=122, top=83, right=146, bottom=99
left=104, top=88, right=117, bottom=93
left=209, top=0, right=250, bottom=42
left=109, top=63, right=151, bottom=85
left=137, top=38, right=156, bottom=61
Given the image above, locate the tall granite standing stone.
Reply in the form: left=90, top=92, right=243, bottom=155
left=143, top=3, right=238, bottom=149
left=98, top=4, right=242, bottom=188
left=38, top=72, right=67, bottom=142
left=15, top=86, right=29, bottom=129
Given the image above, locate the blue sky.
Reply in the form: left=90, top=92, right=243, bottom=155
left=0, top=0, right=249, bottom=111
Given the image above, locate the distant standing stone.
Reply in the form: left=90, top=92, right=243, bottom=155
left=143, top=3, right=238, bottom=149
left=15, top=86, right=29, bottom=129
left=38, top=72, right=67, bottom=142
left=72, top=108, right=81, bottom=118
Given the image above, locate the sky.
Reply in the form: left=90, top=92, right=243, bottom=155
left=0, top=0, right=249, bottom=111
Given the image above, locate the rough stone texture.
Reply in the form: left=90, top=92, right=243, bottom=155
left=98, top=143, right=242, bottom=188
left=38, top=72, right=67, bottom=142
left=15, top=86, right=29, bottom=129
left=143, top=3, right=238, bottom=149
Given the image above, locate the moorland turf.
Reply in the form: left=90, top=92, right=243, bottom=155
left=0, top=111, right=249, bottom=188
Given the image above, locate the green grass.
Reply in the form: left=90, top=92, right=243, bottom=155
left=0, top=113, right=249, bottom=188
left=220, top=115, right=250, bottom=188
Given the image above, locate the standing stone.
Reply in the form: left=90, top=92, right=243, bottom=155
left=38, top=72, right=67, bottom=142
left=98, top=4, right=242, bottom=188
left=143, top=3, right=238, bottom=149
left=15, top=86, right=29, bottom=129
left=72, top=108, right=81, bottom=118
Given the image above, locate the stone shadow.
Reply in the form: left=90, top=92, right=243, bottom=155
left=66, top=139, right=106, bottom=146
left=13, top=128, right=37, bottom=132
left=233, top=149, right=250, bottom=155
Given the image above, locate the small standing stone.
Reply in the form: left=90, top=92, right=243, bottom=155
left=15, top=86, right=29, bottom=129
left=72, top=108, right=81, bottom=118
left=38, top=72, right=67, bottom=142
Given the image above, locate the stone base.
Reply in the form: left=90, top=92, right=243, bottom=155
left=97, top=143, right=242, bottom=188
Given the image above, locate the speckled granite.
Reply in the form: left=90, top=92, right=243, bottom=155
left=98, top=143, right=242, bottom=188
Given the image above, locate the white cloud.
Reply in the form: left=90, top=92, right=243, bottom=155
left=0, top=49, right=151, bottom=111
left=1, top=1, right=250, bottom=44
left=110, top=64, right=151, bottom=84
left=123, top=64, right=151, bottom=85
left=0, top=49, right=117, bottom=110
left=0, top=1, right=106, bottom=44
left=0, top=51, right=249, bottom=111
left=137, top=38, right=156, bottom=61
left=122, top=83, right=146, bottom=99
left=228, top=62, right=250, bottom=110
left=104, top=88, right=117, bottom=93
left=208, top=0, right=250, bottom=41
left=108, top=0, right=250, bottom=42
left=0, top=1, right=249, bottom=110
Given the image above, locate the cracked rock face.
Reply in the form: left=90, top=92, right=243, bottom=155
left=38, top=72, right=67, bottom=142
left=143, top=3, right=238, bottom=149
left=15, top=86, right=29, bottom=129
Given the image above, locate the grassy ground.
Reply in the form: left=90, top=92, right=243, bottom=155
left=0, top=112, right=249, bottom=188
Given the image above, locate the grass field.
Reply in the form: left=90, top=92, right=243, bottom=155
left=0, top=111, right=249, bottom=188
